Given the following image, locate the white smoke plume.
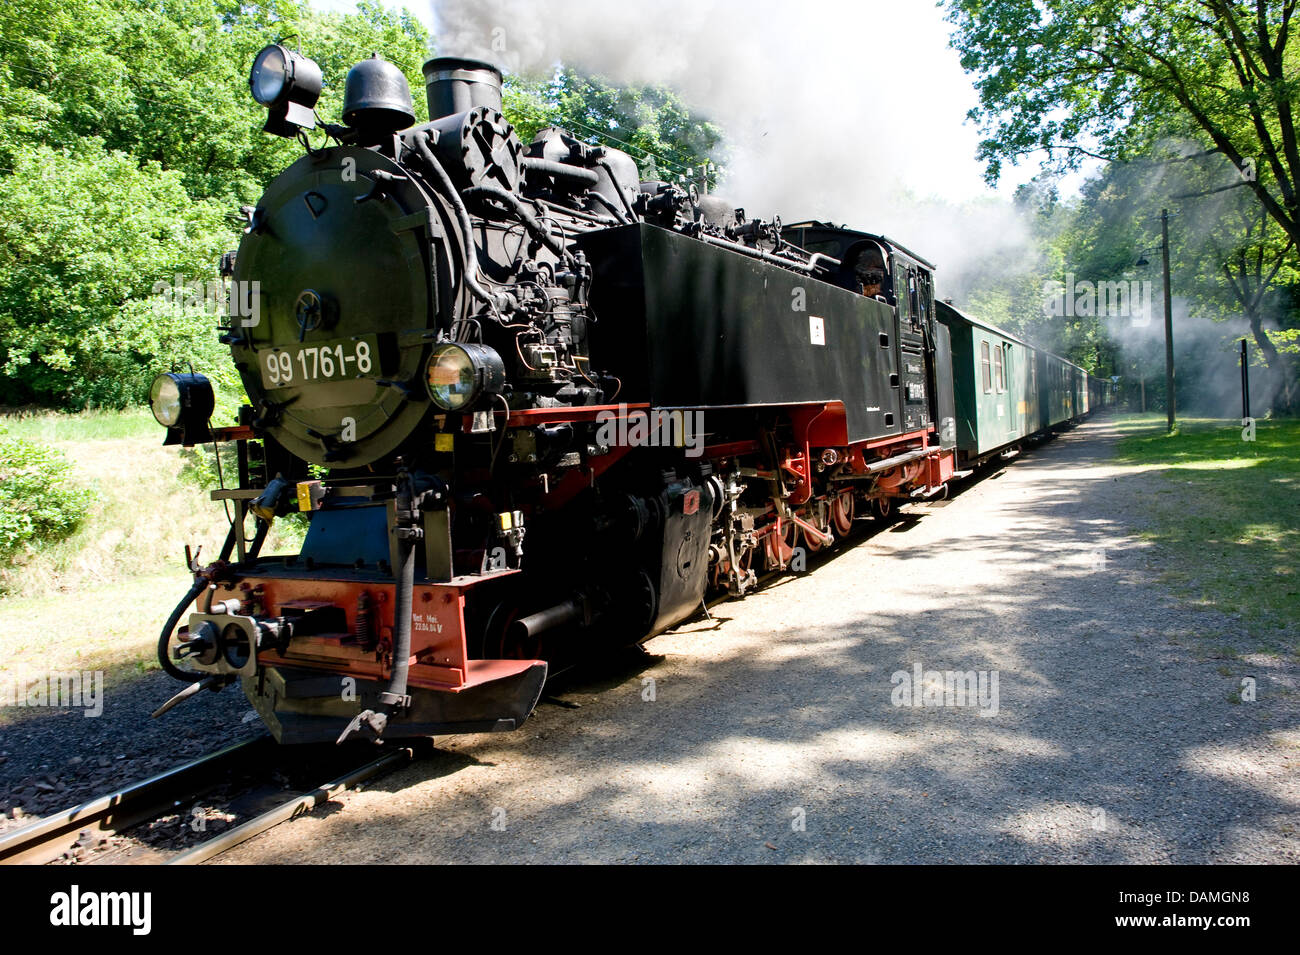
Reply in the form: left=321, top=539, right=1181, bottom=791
left=428, top=0, right=1028, bottom=300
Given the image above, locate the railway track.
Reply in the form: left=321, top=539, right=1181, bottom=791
left=0, top=736, right=412, bottom=865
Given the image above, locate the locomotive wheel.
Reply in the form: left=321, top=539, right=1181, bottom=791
left=764, top=517, right=798, bottom=570
left=802, top=508, right=832, bottom=553
left=831, top=489, right=855, bottom=538
left=625, top=568, right=658, bottom=634
left=870, top=496, right=900, bottom=525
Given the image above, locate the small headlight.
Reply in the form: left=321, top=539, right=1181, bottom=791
left=249, top=45, right=289, bottom=106
left=424, top=343, right=505, bottom=411
left=149, top=372, right=215, bottom=446
left=426, top=345, right=475, bottom=410
left=249, top=44, right=322, bottom=136
left=150, top=373, right=183, bottom=427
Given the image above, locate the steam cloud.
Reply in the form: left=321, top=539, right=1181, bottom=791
left=428, top=0, right=1028, bottom=301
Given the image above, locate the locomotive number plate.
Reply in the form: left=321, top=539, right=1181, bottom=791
left=259, top=335, right=379, bottom=389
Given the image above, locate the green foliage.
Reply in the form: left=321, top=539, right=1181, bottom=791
left=0, top=0, right=432, bottom=207
left=0, top=408, right=157, bottom=443
left=177, top=442, right=240, bottom=491
left=0, top=0, right=431, bottom=413
left=943, top=1, right=1300, bottom=249
left=1040, top=136, right=1299, bottom=410
left=0, top=139, right=235, bottom=409
left=940, top=1, right=1300, bottom=393
left=0, top=432, right=97, bottom=559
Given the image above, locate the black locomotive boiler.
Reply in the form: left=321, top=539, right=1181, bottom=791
left=149, top=47, right=1106, bottom=743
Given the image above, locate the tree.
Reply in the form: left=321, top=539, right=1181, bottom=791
left=944, top=1, right=1300, bottom=250
left=0, top=140, right=233, bottom=408
left=0, top=1, right=431, bottom=208
left=0, top=0, right=432, bottom=409
left=1169, top=146, right=1298, bottom=409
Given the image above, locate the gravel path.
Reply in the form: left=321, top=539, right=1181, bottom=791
left=10, top=417, right=1298, bottom=862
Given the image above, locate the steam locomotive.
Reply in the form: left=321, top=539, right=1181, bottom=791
left=150, top=47, right=1109, bottom=743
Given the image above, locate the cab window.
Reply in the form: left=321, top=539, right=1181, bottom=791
left=894, top=263, right=910, bottom=324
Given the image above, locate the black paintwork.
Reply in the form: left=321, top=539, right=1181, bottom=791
left=578, top=223, right=912, bottom=444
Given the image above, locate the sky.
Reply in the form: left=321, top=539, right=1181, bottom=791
left=310, top=0, right=1050, bottom=206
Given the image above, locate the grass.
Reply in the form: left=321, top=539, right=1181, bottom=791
left=0, top=408, right=306, bottom=694
left=1114, top=413, right=1299, bottom=654
left=0, top=406, right=160, bottom=443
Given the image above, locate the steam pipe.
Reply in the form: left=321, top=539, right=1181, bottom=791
left=831, top=446, right=934, bottom=481
left=510, top=597, right=584, bottom=641
left=534, top=196, right=621, bottom=227
left=693, top=230, right=832, bottom=274
left=520, top=156, right=600, bottom=186
left=385, top=531, right=416, bottom=715
left=586, top=191, right=632, bottom=225
left=595, top=159, right=639, bottom=222
left=336, top=473, right=419, bottom=744
left=412, top=130, right=497, bottom=312
left=462, top=183, right=571, bottom=262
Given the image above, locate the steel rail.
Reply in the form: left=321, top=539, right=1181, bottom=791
left=167, top=746, right=412, bottom=865
left=0, top=735, right=273, bottom=866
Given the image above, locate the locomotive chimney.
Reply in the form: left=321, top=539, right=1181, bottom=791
left=422, top=57, right=503, bottom=119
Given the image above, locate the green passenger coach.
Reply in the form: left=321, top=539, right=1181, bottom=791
left=937, top=300, right=1095, bottom=469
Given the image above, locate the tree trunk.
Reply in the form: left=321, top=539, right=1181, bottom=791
left=1247, top=312, right=1295, bottom=415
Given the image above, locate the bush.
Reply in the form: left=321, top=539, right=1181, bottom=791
left=0, top=435, right=97, bottom=559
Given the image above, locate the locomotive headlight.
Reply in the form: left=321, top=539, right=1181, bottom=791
left=249, top=44, right=289, bottom=105
left=249, top=44, right=322, bottom=136
left=149, top=373, right=183, bottom=427
left=424, top=343, right=505, bottom=411
left=149, top=372, right=215, bottom=446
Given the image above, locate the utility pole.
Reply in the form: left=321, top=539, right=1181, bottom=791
left=1160, top=208, right=1175, bottom=431
left=1240, top=338, right=1251, bottom=419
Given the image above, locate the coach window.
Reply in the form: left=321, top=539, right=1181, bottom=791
left=980, top=340, right=992, bottom=393
left=994, top=343, right=1005, bottom=392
